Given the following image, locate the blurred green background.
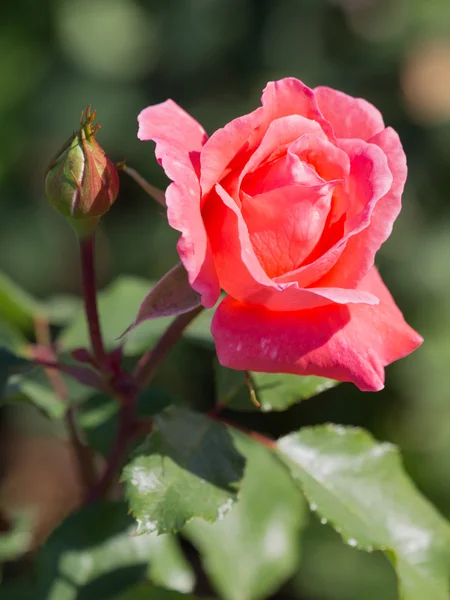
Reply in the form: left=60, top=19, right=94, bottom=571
left=2, top=0, right=450, bottom=598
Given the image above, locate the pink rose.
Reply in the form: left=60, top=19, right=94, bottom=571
left=138, top=78, right=422, bottom=391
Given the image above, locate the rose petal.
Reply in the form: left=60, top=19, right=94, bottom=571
left=200, top=106, right=265, bottom=198
left=241, top=150, right=324, bottom=198
left=276, top=138, right=393, bottom=288
left=316, top=129, right=405, bottom=289
left=288, top=134, right=350, bottom=181
left=204, top=183, right=379, bottom=310
left=242, top=184, right=334, bottom=278
left=314, top=86, right=385, bottom=141
left=262, top=78, right=334, bottom=138
left=138, top=100, right=220, bottom=308
left=212, top=267, right=423, bottom=392
left=239, top=115, right=327, bottom=189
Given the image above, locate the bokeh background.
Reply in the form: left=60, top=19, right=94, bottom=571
left=2, top=0, right=450, bottom=598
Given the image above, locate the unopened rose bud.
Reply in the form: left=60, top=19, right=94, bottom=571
left=45, top=107, right=119, bottom=237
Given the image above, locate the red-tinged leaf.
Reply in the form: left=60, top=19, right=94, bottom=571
left=126, top=263, right=202, bottom=333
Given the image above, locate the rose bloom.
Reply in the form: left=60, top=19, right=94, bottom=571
left=138, top=78, right=422, bottom=391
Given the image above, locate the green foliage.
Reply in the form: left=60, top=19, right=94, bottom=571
left=123, top=407, right=246, bottom=534
left=184, top=431, right=306, bottom=600
left=0, top=502, right=196, bottom=600
left=277, top=425, right=450, bottom=600
left=215, top=361, right=339, bottom=411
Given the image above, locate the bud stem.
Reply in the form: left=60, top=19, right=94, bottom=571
left=79, top=235, right=107, bottom=368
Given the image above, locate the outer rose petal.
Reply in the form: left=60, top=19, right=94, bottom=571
left=138, top=100, right=220, bottom=308
left=212, top=267, right=423, bottom=392
left=314, top=86, right=385, bottom=141
left=262, top=79, right=334, bottom=138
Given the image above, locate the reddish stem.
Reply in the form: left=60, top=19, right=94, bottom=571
left=79, top=235, right=107, bottom=368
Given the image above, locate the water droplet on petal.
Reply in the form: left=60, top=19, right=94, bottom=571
left=310, top=503, right=318, bottom=512
left=320, top=517, right=328, bottom=525
left=347, top=538, right=358, bottom=547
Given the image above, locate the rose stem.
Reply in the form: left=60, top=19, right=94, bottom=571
left=78, top=234, right=108, bottom=368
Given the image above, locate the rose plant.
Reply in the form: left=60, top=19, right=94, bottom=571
left=0, top=80, right=448, bottom=600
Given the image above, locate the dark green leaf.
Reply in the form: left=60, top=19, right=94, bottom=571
left=123, top=407, right=246, bottom=534
left=215, top=362, right=339, bottom=412
left=277, top=425, right=450, bottom=600
left=184, top=431, right=306, bottom=600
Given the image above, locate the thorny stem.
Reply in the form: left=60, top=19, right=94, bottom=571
left=79, top=234, right=108, bottom=368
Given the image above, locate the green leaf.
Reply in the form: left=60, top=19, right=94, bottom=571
left=111, top=585, right=206, bottom=600
left=215, top=362, right=339, bottom=412
left=0, top=347, right=31, bottom=397
left=123, top=407, right=246, bottom=534
left=184, top=431, right=307, bottom=600
left=0, top=271, right=44, bottom=331
left=277, top=425, right=450, bottom=600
